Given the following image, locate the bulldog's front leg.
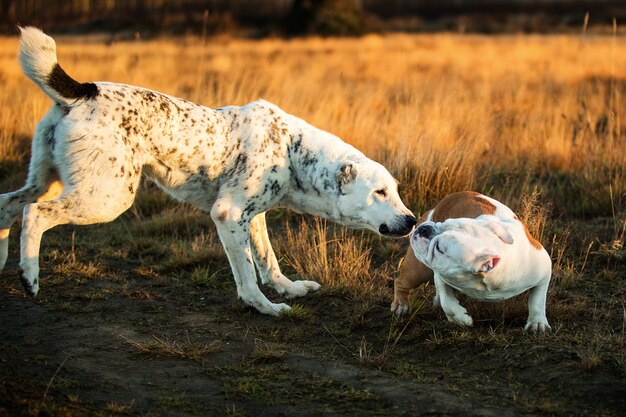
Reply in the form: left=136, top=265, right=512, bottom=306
left=392, top=244, right=435, bottom=317
left=211, top=201, right=290, bottom=316
left=525, top=277, right=551, bottom=333
left=434, top=274, right=473, bottom=327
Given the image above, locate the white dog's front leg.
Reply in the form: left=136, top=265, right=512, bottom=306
left=434, top=274, right=473, bottom=327
left=249, top=213, right=320, bottom=299
left=211, top=204, right=290, bottom=316
left=0, top=229, right=8, bottom=273
left=525, top=277, right=551, bottom=333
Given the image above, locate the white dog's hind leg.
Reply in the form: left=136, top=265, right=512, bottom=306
left=525, top=277, right=551, bottom=333
left=434, top=275, right=473, bottom=327
left=0, top=181, right=61, bottom=274
left=249, top=213, right=320, bottom=299
left=211, top=203, right=290, bottom=315
left=19, top=172, right=138, bottom=296
left=0, top=123, right=58, bottom=274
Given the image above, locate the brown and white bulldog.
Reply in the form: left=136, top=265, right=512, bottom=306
left=391, top=191, right=552, bottom=332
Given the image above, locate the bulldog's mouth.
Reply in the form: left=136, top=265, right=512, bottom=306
left=410, top=228, right=421, bottom=244
left=409, top=229, right=432, bottom=263
left=426, top=236, right=438, bottom=264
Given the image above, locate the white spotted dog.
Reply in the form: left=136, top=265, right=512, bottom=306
left=0, top=27, right=417, bottom=315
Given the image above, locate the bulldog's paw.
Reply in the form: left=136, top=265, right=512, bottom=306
left=391, top=299, right=412, bottom=317
left=432, top=293, right=441, bottom=309
left=446, top=310, right=473, bottom=327
left=524, top=320, right=551, bottom=333
left=284, top=280, right=321, bottom=299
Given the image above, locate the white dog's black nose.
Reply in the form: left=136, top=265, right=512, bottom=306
left=416, top=223, right=435, bottom=239
left=379, top=215, right=417, bottom=236
left=405, top=215, right=418, bottom=229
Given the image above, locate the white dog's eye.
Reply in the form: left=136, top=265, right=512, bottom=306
left=436, top=241, right=444, bottom=255
left=375, top=188, right=387, bottom=197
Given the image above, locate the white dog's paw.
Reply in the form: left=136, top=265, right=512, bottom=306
left=446, top=310, right=473, bottom=327
left=391, top=300, right=411, bottom=317
left=240, top=290, right=292, bottom=316
left=524, top=320, right=551, bottom=333
left=258, top=302, right=291, bottom=316
left=284, top=280, right=321, bottom=299
left=18, top=263, right=40, bottom=297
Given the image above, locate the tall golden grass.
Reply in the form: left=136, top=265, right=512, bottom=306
left=0, top=32, right=624, bottom=295
left=1, top=33, right=624, bottom=210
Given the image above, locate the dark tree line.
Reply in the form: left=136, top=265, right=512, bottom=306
left=1, top=0, right=624, bottom=36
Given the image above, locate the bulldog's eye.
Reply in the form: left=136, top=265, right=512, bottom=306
left=435, top=241, right=444, bottom=255
left=375, top=188, right=387, bottom=197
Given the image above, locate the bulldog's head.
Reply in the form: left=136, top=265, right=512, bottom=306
left=335, top=159, right=416, bottom=237
left=409, top=217, right=514, bottom=277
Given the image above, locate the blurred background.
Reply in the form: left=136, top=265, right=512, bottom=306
left=1, top=0, right=626, bottom=37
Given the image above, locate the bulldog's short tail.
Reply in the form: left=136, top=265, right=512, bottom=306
left=19, top=26, right=98, bottom=107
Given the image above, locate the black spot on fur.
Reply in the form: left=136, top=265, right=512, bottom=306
left=301, top=151, right=318, bottom=167
left=270, top=180, right=281, bottom=197
left=44, top=126, right=56, bottom=150
left=228, top=152, right=248, bottom=177
left=291, top=134, right=303, bottom=153
left=141, top=91, right=157, bottom=102
left=159, top=101, right=171, bottom=116
left=47, top=64, right=98, bottom=101
left=243, top=202, right=256, bottom=217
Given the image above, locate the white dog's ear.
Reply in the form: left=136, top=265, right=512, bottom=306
left=475, top=252, right=501, bottom=273
left=483, top=221, right=514, bottom=245
left=337, top=162, right=357, bottom=195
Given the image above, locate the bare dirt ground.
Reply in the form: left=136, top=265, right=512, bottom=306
left=1, top=206, right=625, bottom=417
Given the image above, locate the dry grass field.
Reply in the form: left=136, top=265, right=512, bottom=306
left=0, top=32, right=625, bottom=416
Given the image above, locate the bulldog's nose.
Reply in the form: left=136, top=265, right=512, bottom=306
left=416, top=223, right=435, bottom=239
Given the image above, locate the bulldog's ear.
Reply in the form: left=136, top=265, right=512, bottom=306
left=483, top=221, right=514, bottom=245
left=337, top=162, right=357, bottom=194
left=475, top=252, right=501, bottom=273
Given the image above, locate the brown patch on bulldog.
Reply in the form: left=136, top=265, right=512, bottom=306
left=429, top=191, right=496, bottom=222
left=512, top=214, right=543, bottom=250
left=522, top=223, right=543, bottom=250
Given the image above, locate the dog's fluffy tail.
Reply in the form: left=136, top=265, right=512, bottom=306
left=19, top=26, right=98, bottom=106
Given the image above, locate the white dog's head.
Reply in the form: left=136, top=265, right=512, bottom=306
left=335, top=159, right=416, bottom=237
left=409, top=217, right=514, bottom=277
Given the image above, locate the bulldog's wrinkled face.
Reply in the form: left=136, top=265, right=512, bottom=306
left=409, top=217, right=514, bottom=277
left=336, top=160, right=417, bottom=237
